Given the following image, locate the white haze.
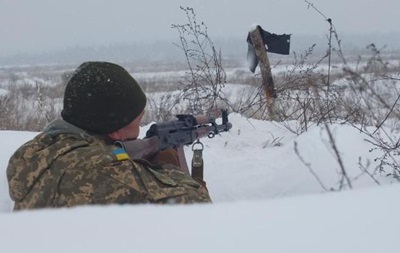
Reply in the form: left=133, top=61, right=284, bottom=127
left=1, top=0, right=400, bottom=56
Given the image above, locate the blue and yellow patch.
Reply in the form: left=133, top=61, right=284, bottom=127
left=113, top=148, right=130, bottom=161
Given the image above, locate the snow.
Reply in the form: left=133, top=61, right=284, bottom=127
left=249, top=23, right=260, bottom=32
left=0, top=88, right=9, bottom=96
left=1, top=113, right=398, bottom=252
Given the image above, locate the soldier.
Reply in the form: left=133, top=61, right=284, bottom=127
left=7, top=61, right=211, bottom=210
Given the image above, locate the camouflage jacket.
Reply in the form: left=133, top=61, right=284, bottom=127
left=7, top=119, right=211, bottom=210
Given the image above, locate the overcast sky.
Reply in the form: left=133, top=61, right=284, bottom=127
left=0, top=0, right=398, bottom=56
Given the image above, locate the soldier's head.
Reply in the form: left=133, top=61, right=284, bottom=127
left=61, top=61, right=147, bottom=139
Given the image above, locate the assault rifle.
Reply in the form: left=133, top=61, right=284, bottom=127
left=118, top=109, right=232, bottom=176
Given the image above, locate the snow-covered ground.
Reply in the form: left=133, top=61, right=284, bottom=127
left=1, top=114, right=398, bottom=252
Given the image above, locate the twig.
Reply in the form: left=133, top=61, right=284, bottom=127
left=323, top=122, right=352, bottom=189
left=294, top=141, right=330, bottom=191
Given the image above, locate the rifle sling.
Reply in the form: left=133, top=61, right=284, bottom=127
left=191, top=148, right=204, bottom=181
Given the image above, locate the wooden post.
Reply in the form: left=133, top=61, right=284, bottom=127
left=249, top=26, right=276, bottom=119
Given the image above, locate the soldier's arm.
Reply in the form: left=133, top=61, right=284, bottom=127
left=55, top=166, right=148, bottom=207
left=56, top=160, right=211, bottom=206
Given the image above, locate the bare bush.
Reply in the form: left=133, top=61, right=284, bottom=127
left=144, top=93, right=183, bottom=123
left=0, top=71, right=64, bottom=131
left=171, top=6, right=228, bottom=115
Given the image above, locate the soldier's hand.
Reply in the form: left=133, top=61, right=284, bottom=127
left=148, top=148, right=180, bottom=167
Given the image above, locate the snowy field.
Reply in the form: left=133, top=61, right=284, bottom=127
left=1, top=0, right=400, bottom=251
left=1, top=113, right=399, bottom=252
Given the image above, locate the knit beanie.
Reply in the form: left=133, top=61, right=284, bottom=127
left=61, top=61, right=147, bottom=134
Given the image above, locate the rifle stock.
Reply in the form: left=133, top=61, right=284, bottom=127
left=117, top=136, right=160, bottom=160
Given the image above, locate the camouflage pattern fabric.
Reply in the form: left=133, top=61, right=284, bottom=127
left=7, top=119, right=211, bottom=211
